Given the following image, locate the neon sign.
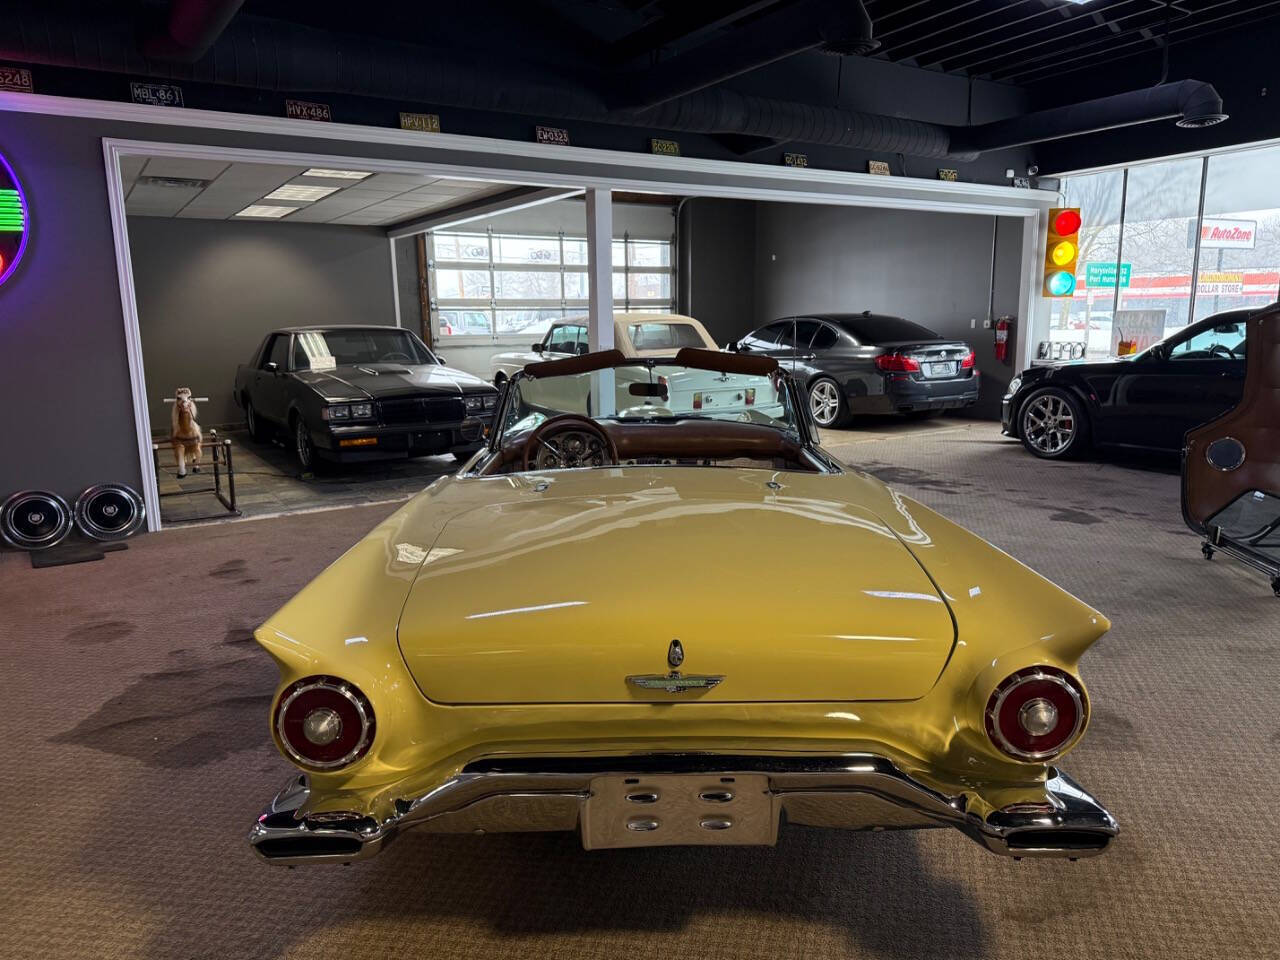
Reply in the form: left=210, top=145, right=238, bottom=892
left=0, top=150, right=29, bottom=287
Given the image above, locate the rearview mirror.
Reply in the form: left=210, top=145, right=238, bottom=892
left=264, top=361, right=279, bottom=373
left=532, top=343, right=543, bottom=353
left=1213, top=323, right=1241, bottom=334
left=435, top=354, right=446, bottom=364
left=629, top=382, right=669, bottom=400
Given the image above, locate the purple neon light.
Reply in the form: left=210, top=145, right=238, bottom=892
left=0, top=149, right=29, bottom=288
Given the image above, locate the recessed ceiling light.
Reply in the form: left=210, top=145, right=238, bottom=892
left=236, top=204, right=299, bottom=218
left=302, top=168, right=372, bottom=180
left=264, top=184, right=341, bottom=202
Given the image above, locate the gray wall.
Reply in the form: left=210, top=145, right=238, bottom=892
left=129, top=216, right=396, bottom=428
left=683, top=199, right=1027, bottom=418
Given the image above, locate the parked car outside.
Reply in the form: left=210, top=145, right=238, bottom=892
left=249, top=348, right=1117, bottom=866
left=489, top=314, right=717, bottom=385
left=1002, top=308, right=1253, bottom=460
left=233, top=325, right=499, bottom=469
left=729, top=312, right=979, bottom=428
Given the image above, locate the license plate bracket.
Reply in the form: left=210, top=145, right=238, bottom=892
left=924, top=361, right=957, bottom=379
left=581, top=774, right=777, bottom=849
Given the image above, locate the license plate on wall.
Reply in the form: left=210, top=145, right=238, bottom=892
left=924, top=361, right=957, bottom=378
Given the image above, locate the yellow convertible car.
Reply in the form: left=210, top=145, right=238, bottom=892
left=249, top=348, right=1118, bottom=864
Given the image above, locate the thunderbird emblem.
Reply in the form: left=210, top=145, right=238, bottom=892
left=627, top=639, right=722, bottom=694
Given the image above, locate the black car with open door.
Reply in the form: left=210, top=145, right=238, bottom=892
left=728, top=312, right=979, bottom=428
left=1002, top=308, right=1254, bottom=459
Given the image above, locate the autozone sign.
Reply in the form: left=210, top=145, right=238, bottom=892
left=1193, top=217, right=1257, bottom=249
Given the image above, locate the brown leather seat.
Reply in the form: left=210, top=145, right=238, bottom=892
left=1183, top=304, right=1280, bottom=554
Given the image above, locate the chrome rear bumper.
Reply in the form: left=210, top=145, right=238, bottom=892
left=248, top=754, right=1117, bottom=865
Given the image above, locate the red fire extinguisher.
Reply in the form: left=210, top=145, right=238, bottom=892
left=994, top=316, right=1013, bottom=365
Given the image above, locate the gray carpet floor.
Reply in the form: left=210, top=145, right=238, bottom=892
left=1, top=420, right=1276, bottom=960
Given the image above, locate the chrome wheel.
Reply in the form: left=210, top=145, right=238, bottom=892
left=295, top=418, right=314, bottom=470
left=809, top=380, right=841, bottom=427
left=1022, top=393, right=1076, bottom=456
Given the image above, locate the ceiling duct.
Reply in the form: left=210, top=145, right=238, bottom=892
left=143, top=0, right=247, bottom=62
left=0, top=7, right=1223, bottom=162
left=951, top=81, right=1227, bottom=155
left=612, top=0, right=879, bottom=110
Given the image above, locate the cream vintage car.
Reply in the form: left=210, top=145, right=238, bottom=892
left=249, top=348, right=1118, bottom=865
left=488, top=313, right=718, bottom=385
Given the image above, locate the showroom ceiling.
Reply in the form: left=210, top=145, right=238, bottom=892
left=863, top=0, right=1280, bottom=84
left=121, top=157, right=511, bottom=225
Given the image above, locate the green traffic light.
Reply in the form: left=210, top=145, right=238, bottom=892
left=1046, top=271, right=1076, bottom=296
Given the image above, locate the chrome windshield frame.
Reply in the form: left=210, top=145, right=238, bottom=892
left=485, top=356, right=820, bottom=458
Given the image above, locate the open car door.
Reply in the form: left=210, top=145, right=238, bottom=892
left=1182, top=302, right=1280, bottom=595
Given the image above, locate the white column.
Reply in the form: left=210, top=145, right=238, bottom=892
left=585, top=188, right=615, bottom=351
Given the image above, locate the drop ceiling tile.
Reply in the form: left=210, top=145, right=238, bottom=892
left=141, top=157, right=232, bottom=181
left=125, top=182, right=204, bottom=217
left=119, top=156, right=147, bottom=189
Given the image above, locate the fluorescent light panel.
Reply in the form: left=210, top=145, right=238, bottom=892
left=236, top=204, right=299, bottom=218
left=263, top=184, right=341, bottom=202
left=302, top=168, right=372, bottom=180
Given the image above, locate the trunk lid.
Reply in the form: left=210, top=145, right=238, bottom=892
left=397, top=485, right=955, bottom=703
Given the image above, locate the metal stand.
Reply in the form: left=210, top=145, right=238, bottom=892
left=152, top=430, right=240, bottom=522
left=1199, top=528, right=1280, bottom=597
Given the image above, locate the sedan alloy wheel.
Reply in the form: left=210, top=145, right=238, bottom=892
left=1022, top=391, right=1082, bottom=457
left=809, top=378, right=844, bottom=427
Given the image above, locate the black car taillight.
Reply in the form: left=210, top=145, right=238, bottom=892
left=274, top=676, right=375, bottom=770
left=984, top=666, right=1086, bottom=761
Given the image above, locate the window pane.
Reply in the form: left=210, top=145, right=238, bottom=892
left=1193, top=146, right=1280, bottom=322
left=492, top=235, right=560, bottom=265
left=1116, top=157, right=1203, bottom=345
left=563, top=239, right=588, bottom=265
left=437, top=310, right=493, bottom=337
left=1058, top=170, right=1124, bottom=359
left=433, top=233, right=489, bottom=262
left=496, top=309, right=563, bottom=337
left=627, top=240, right=671, bottom=267
left=612, top=272, right=626, bottom=299
left=433, top=269, right=490, bottom=299
left=612, top=240, right=626, bottom=267
left=1167, top=321, right=1246, bottom=359
left=563, top=271, right=589, bottom=299
left=627, top=272, right=671, bottom=300
left=493, top=270, right=562, bottom=300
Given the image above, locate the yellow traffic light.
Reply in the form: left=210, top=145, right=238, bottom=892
left=1043, top=207, right=1081, bottom=298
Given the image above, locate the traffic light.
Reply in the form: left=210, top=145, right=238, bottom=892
left=1043, top=207, right=1081, bottom=298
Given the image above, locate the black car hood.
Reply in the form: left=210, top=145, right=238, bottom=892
left=294, top=363, right=490, bottom=402
left=1025, top=355, right=1138, bottom=378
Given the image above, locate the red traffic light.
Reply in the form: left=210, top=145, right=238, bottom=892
left=1052, top=209, right=1081, bottom=236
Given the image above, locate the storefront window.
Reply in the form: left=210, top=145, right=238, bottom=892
left=1193, top=145, right=1280, bottom=322
left=1115, top=157, right=1203, bottom=348
left=1056, top=170, right=1123, bottom=359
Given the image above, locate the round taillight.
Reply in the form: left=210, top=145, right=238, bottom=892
left=985, top=666, right=1086, bottom=761
left=274, top=676, right=375, bottom=770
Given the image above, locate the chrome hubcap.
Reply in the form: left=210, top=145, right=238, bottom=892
left=1023, top=395, right=1075, bottom=454
left=809, top=381, right=840, bottom=426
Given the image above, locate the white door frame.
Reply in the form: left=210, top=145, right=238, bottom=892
left=86, top=111, right=1055, bottom=531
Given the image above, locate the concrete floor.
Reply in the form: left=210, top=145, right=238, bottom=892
left=153, top=427, right=458, bottom=523
left=2, top=421, right=1276, bottom=960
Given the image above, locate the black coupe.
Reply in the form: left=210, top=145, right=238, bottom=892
left=233, top=325, right=498, bottom=469
left=729, top=312, right=978, bottom=427
left=1002, top=308, right=1253, bottom=459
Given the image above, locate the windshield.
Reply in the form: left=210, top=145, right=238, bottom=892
left=497, top=362, right=801, bottom=444
left=293, top=328, right=435, bottom=369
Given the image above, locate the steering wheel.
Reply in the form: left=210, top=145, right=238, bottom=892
left=1208, top=343, right=1236, bottom=359
left=522, top=415, right=618, bottom=471
left=381, top=351, right=414, bottom=362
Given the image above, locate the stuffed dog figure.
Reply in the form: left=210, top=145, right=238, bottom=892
left=171, top=387, right=203, bottom=478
